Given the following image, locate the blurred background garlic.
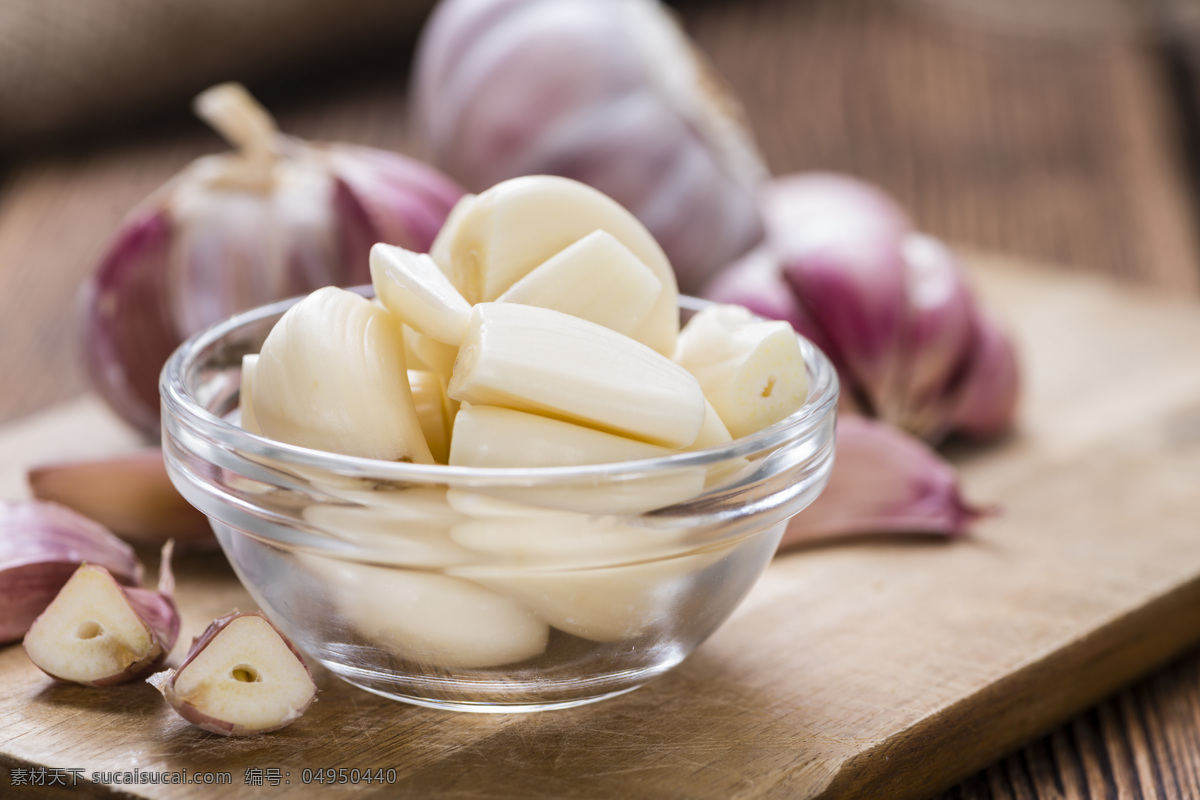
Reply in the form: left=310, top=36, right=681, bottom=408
left=705, top=172, right=1020, bottom=445
left=82, top=83, right=465, bottom=436
left=409, top=0, right=769, bottom=293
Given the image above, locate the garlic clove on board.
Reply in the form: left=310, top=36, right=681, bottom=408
left=23, top=543, right=179, bottom=687
left=148, top=611, right=317, bottom=736
left=777, top=415, right=984, bottom=550
left=1, top=500, right=143, bottom=644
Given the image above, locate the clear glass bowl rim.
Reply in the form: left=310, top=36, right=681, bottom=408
left=159, top=291, right=840, bottom=486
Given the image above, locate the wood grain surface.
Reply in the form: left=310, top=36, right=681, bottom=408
left=2, top=259, right=1200, bottom=798
left=3, top=0, right=1200, bottom=797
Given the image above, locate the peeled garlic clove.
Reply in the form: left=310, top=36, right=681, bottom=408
left=674, top=304, right=808, bottom=439
left=23, top=544, right=179, bottom=687
left=148, top=611, right=317, bottom=736
left=408, top=370, right=456, bottom=464
left=496, top=230, right=663, bottom=341
left=446, top=406, right=706, bottom=513
left=433, top=174, right=679, bottom=355
left=27, top=448, right=214, bottom=550
left=370, top=243, right=472, bottom=346
left=449, top=404, right=675, bottom=468
left=252, top=287, right=434, bottom=463
left=83, top=82, right=463, bottom=436
left=310, top=559, right=549, bottom=669
left=1, top=500, right=143, bottom=644
left=411, top=0, right=768, bottom=292
left=239, top=354, right=261, bottom=434
left=448, top=302, right=706, bottom=448
left=778, top=415, right=983, bottom=550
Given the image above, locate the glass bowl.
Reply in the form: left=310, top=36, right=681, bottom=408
left=160, top=294, right=839, bottom=713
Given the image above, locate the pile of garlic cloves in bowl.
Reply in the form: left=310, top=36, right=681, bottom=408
left=159, top=173, right=841, bottom=712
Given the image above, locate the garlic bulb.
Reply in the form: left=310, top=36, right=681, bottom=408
left=1, top=500, right=143, bottom=644
left=705, top=172, right=1020, bottom=444
left=778, top=415, right=984, bottom=550
left=409, top=0, right=768, bottom=293
left=82, top=83, right=465, bottom=436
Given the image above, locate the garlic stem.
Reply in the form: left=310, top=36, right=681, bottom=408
left=192, top=82, right=280, bottom=189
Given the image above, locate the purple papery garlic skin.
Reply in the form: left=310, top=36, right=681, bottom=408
left=779, top=415, right=985, bottom=550
left=705, top=172, right=1020, bottom=444
left=410, top=0, right=769, bottom=293
left=82, top=83, right=465, bottom=436
left=0, top=500, right=143, bottom=644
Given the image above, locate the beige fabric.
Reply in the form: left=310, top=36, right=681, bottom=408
left=0, top=0, right=436, bottom=150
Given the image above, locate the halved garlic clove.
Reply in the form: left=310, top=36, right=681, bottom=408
left=777, top=415, right=984, bottom=550
left=432, top=175, right=679, bottom=355
left=23, top=543, right=178, bottom=687
left=369, top=242, right=472, bottom=346
left=27, top=448, right=214, bottom=550
left=496, top=230, right=663, bottom=340
left=1, top=500, right=143, bottom=644
left=252, top=287, right=434, bottom=463
left=674, top=303, right=808, bottom=439
left=148, top=611, right=317, bottom=736
left=448, top=302, right=706, bottom=448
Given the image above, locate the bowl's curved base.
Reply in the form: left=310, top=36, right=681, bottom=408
left=343, top=679, right=645, bottom=713
left=319, top=657, right=678, bottom=713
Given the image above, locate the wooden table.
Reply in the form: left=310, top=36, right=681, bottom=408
left=2, top=0, right=1200, bottom=796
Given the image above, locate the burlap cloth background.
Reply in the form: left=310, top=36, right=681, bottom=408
left=0, top=0, right=436, bottom=151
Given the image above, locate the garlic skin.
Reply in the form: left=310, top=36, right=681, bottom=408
left=410, top=0, right=769, bottom=293
left=705, top=172, right=1020, bottom=444
left=83, top=83, right=465, bottom=436
left=1, top=500, right=143, bottom=644
left=27, top=448, right=214, bottom=551
left=778, top=415, right=984, bottom=550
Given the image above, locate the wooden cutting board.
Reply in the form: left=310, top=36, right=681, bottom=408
left=3, top=258, right=1200, bottom=799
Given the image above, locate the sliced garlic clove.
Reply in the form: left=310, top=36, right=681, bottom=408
left=23, top=546, right=178, bottom=687
left=148, top=611, right=317, bottom=736
left=252, top=287, right=434, bottom=463
left=448, top=302, right=706, bottom=448
left=369, top=242, right=472, bottom=346
left=675, top=304, right=808, bottom=438
left=496, top=230, right=662, bottom=341
left=438, top=175, right=679, bottom=355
